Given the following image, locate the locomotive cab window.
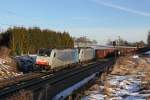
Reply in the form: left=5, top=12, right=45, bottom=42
left=38, top=48, right=52, bottom=57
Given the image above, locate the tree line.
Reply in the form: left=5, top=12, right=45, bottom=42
left=107, top=37, right=146, bottom=48
left=73, top=36, right=98, bottom=47
left=0, top=27, right=74, bottom=55
left=74, top=36, right=97, bottom=44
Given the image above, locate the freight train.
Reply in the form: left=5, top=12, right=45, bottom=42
left=35, top=46, right=137, bottom=71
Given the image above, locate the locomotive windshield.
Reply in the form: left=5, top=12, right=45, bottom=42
left=38, top=48, right=52, bottom=56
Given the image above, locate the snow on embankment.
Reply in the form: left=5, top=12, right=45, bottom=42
left=0, top=47, right=22, bottom=80
left=81, top=55, right=150, bottom=100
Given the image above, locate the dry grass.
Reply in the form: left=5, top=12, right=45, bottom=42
left=6, top=90, right=33, bottom=100
left=0, top=46, right=20, bottom=80
left=111, top=56, right=150, bottom=91
left=80, top=56, right=150, bottom=99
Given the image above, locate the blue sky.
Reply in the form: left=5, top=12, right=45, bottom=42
left=0, top=0, right=150, bottom=44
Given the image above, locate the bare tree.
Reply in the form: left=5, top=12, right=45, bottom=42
left=92, top=40, right=98, bottom=44
left=147, top=31, right=150, bottom=47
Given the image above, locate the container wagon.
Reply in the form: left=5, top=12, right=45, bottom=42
left=95, top=48, right=115, bottom=59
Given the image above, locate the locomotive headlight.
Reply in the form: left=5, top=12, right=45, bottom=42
left=36, top=60, right=49, bottom=65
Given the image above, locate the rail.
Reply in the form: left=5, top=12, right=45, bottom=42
left=0, top=58, right=116, bottom=99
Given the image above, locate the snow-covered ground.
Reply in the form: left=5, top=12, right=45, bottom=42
left=81, top=55, right=150, bottom=100
left=0, top=54, right=37, bottom=80
left=0, top=57, right=23, bottom=80
left=82, top=75, right=148, bottom=100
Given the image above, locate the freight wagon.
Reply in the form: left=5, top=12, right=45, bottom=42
left=95, top=48, right=115, bottom=59
left=95, top=46, right=137, bottom=59
left=118, top=46, right=138, bottom=55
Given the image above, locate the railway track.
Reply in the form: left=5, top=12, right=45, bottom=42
left=0, top=58, right=115, bottom=99
left=0, top=61, right=97, bottom=89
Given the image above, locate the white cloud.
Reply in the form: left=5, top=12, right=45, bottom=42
left=92, top=0, right=150, bottom=17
